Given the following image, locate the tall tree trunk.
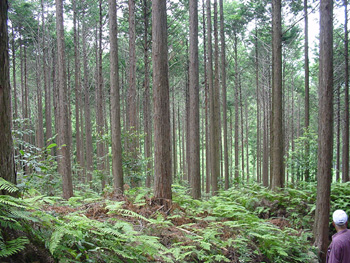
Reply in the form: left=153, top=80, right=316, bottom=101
left=262, top=78, right=269, bottom=187
left=189, top=0, right=200, bottom=199
left=41, top=0, right=52, bottom=152
left=109, top=0, right=124, bottom=193
left=11, top=26, right=18, bottom=122
left=336, top=85, right=341, bottom=182
left=213, top=0, right=221, bottom=191
left=35, top=50, right=44, bottom=150
left=185, top=44, right=189, bottom=183
left=220, top=0, right=229, bottom=190
left=152, top=0, right=172, bottom=201
left=83, top=15, right=93, bottom=185
left=207, top=0, right=219, bottom=194
left=304, top=0, right=310, bottom=181
left=143, top=0, right=152, bottom=188
left=206, top=0, right=215, bottom=193
left=52, top=48, right=59, bottom=151
left=255, top=25, right=261, bottom=183
left=55, top=0, right=73, bottom=199
left=342, top=0, right=349, bottom=182
left=96, top=0, right=105, bottom=189
left=240, top=82, right=245, bottom=181
left=172, top=86, right=177, bottom=182
left=203, top=0, right=210, bottom=194
left=35, top=12, right=44, bottom=150
left=0, top=0, right=17, bottom=191
left=128, top=0, right=139, bottom=187
left=44, top=43, right=53, bottom=153
left=245, top=100, right=249, bottom=180
left=271, top=0, right=284, bottom=190
left=234, top=33, right=239, bottom=181
left=73, top=0, right=82, bottom=180
left=314, top=0, right=333, bottom=261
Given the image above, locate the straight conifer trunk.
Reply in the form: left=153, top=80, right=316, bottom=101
left=109, top=0, right=124, bottom=192
left=189, top=0, right=200, bottom=199
left=220, top=0, right=229, bottom=189
left=96, top=0, right=105, bottom=189
left=0, top=0, right=17, bottom=190
left=255, top=25, right=261, bottom=183
left=73, top=0, right=82, bottom=179
left=142, top=0, right=152, bottom=188
left=55, top=0, right=73, bottom=199
left=314, top=0, right=333, bottom=261
left=342, top=0, right=349, bottom=182
left=152, top=0, right=172, bottom=201
left=234, top=33, right=239, bottom=181
left=83, top=16, right=93, bottom=185
left=128, top=0, right=138, bottom=187
left=213, top=0, right=220, bottom=191
left=11, top=26, right=18, bottom=122
left=304, top=0, right=310, bottom=181
left=271, top=0, right=284, bottom=190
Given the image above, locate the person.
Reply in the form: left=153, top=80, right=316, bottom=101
left=326, top=209, right=350, bottom=263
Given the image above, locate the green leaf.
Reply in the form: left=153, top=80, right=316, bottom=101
left=46, top=143, right=57, bottom=149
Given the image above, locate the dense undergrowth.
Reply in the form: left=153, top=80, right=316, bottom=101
left=2, top=179, right=350, bottom=262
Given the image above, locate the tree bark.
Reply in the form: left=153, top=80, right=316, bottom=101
left=255, top=25, right=261, bottom=183
left=337, top=84, right=341, bottom=182
left=55, top=0, right=73, bottom=199
left=202, top=0, right=210, bottom=194
left=128, top=0, right=139, bottom=187
left=234, top=33, right=240, bottom=181
left=142, top=0, right=152, bottom=188
left=152, top=0, right=172, bottom=201
left=271, top=0, right=284, bottom=190
left=314, top=0, right=333, bottom=261
left=11, top=26, right=18, bottom=122
left=0, top=0, right=17, bottom=190
left=220, top=0, right=229, bottom=190
left=82, top=12, right=93, bottom=185
left=73, top=0, right=82, bottom=180
left=189, top=0, right=200, bottom=199
left=342, top=0, right=349, bottom=182
left=207, top=0, right=219, bottom=194
left=109, top=0, right=124, bottom=193
left=96, top=0, right=105, bottom=189
left=304, top=0, right=310, bottom=181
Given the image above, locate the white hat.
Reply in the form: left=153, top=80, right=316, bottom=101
left=333, top=210, right=348, bottom=226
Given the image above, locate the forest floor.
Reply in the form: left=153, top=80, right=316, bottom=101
left=2, top=182, right=332, bottom=262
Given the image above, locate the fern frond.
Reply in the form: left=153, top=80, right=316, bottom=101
left=0, top=215, right=22, bottom=230
left=49, top=226, right=67, bottom=254
left=108, top=208, right=151, bottom=223
left=0, top=196, right=27, bottom=210
left=0, top=178, right=18, bottom=193
left=0, top=236, right=29, bottom=258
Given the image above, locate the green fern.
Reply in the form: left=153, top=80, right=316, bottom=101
left=0, top=178, right=18, bottom=193
left=0, top=236, right=29, bottom=258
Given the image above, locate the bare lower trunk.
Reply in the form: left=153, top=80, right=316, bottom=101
left=55, top=0, right=73, bottom=199
left=0, top=0, right=17, bottom=191
left=314, top=0, right=333, bottom=261
left=152, top=0, right=172, bottom=201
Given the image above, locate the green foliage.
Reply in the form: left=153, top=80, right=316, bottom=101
left=0, top=179, right=29, bottom=259
left=47, top=209, right=169, bottom=262
left=331, top=182, right=350, bottom=219
left=12, top=121, right=61, bottom=195
left=286, top=128, right=318, bottom=182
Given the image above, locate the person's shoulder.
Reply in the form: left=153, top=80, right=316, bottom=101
left=333, top=229, right=350, bottom=244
